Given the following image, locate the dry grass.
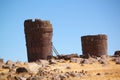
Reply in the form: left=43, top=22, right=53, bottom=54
left=50, top=60, right=120, bottom=80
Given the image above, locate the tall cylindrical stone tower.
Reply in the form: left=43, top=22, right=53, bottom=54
left=24, top=19, right=53, bottom=62
left=81, top=34, right=107, bottom=58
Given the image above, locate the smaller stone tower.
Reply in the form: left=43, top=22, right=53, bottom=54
left=81, top=34, right=107, bottom=58
left=24, top=19, right=53, bottom=62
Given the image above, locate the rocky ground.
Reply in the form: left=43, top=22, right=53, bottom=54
left=0, top=55, right=120, bottom=80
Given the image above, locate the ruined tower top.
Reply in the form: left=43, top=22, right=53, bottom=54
left=81, top=34, right=107, bottom=40
left=24, top=19, right=52, bottom=30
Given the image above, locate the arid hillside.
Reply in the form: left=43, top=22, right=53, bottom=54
left=0, top=55, right=120, bottom=80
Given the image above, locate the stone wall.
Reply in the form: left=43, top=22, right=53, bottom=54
left=81, top=34, right=107, bottom=58
left=24, top=19, right=53, bottom=62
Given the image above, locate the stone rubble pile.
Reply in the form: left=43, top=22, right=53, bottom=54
left=70, top=55, right=108, bottom=65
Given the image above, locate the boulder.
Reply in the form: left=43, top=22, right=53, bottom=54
left=98, top=59, right=107, bottom=65
left=96, top=73, right=101, bottom=75
left=70, top=58, right=82, bottom=63
left=4, top=60, right=15, bottom=69
left=26, top=62, right=41, bottom=74
left=115, top=57, right=120, bottom=64
left=36, top=60, right=49, bottom=66
left=88, top=57, right=97, bottom=63
left=2, top=64, right=11, bottom=69
left=14, top=76, right=27, bottom=80
left=101, top=55, right=108, bottom=59
left=114, top=51, right=120, bottom=56
left=16, top=67, right=28, bottom=73
left=6, top=60, right=14, bottom=65
left=80, top=59, right=91, bottom=64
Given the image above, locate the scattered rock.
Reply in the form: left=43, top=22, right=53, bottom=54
left=20, top=77, right=26, bottom=80
left=53, top=68, right=60, bottom=72
left=59, top=74, right=67, bottom=80
left=98, top=59, right=107, bottom=65
left=70, top=58, right=82, bottom=63
left=14, top=76, right=25, bottom=80
left=88, top=57, right=97, bottom=63
left=80, top=59, right=91, bottom=64
left=57, top=59, right=66, bottom=63
left=27, top=76, right=41, bottom=80
left=26, top=62, right=41, bottom=74
left=96, top=57, right=101, bottom=60
left=52, top=75, right=60, bottom=80
left=36, top=60, right=49, bottom=66
left=96, top=73, right=101, bottom=75
left=115, top=57, right=120, bottom=64
left=101, top=55, right=107, bottom=59
left=0, top=55, right=119, bottom=80
left=114, top=51, right=120, bottom=56
left=69, top=72, right=76, bottom=77
left=9, top=68, right=16, bottom=73
left=6, top=60, right=14, bottom=65
left=49, top=59, right=56, bottom=64
left=3, top=60, right=15, bottom=69
left=66, top=66, right=71, bottom=69
left=80, top=70, right=87, bottom=76
left=16, top=67, right=28, bottom=73
left=2, top=64, right=11, bottom=69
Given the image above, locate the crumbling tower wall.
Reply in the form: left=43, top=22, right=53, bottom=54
left=81, top=34, right=107, bottom=58
left=24, top=19, right=53, bottom=62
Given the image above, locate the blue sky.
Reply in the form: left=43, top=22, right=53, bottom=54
left=0, top=0, right=120, bottom=62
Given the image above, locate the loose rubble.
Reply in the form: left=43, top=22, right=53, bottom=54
left=0, top=55, right=120, bottom=80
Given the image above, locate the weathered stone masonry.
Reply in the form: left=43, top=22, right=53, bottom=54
left=24, top=19, right=53, bottom=62
left=81, top=34, right=107, bottom=58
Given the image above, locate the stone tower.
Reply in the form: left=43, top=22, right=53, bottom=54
left=24, top=19, right=53, bottom=62
left=81, top=34, right=107, bottom=58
